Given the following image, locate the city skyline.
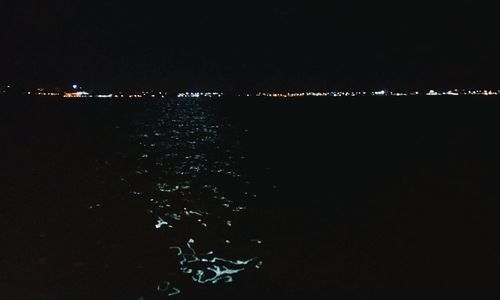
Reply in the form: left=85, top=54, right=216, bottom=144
left=3, top=83, right=500, bottom=99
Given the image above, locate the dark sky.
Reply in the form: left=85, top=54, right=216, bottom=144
left=1, top=1, right=498, bottom=91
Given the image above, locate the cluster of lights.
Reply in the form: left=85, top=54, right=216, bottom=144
left=60, top=93, right=167, bottom=99
left=426, top=89, right=499, bottom=96
left=21, top=84, right=173, bottom=100
left=16, top=86, right=500, bottom=99
left=63, top=91, right=91, bottom=98
left=107, top=91, right=169, bottom=99
left=372, top=90, right=387, bottom=96
left=464, top=90, right=499, bottom=96
left=27, top=91, right=61, bottom=96
left=390, top=92, right=409, bottom=96
left=250, top=89, right=500, bottom=98
left=177, top=92, right=223, bottom=98
left=331, top=91, right=367, bottom=97
left=306, top=92, right=330, bottom=97
left=26, top=88, right=63, bottom=97
left=256, top=91, right=367, bottom=98
left=26, top=88, right=171, bottom=100
left=256, top=92, right=305, bottom=98
left=0, top=85, right=11, bottom=94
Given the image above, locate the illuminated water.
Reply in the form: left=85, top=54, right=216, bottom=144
left=114, top=99, right=264, bottom=295
left=1, top=96, right=497, bottom=299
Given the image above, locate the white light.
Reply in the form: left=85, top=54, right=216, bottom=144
left=72, top=84, right=78, bottom=89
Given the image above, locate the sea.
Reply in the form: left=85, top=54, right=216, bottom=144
left=1, top=96, right=498, bottom=299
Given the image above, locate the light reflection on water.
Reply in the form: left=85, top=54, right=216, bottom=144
left=111, top=99, right=262, bottom=297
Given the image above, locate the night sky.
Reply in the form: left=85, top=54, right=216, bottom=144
left=1, top=1, right=498, bottom=91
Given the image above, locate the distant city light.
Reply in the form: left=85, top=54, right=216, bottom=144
left=12, top=87, right=500, bottom=99
left=373, top=90, right=387, bottom=96
left=177, top=92, right=223, bottom=98
left=64, top=91, right=90, bottom=98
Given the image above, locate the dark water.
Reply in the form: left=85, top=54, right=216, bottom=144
left=1, top=96, right=498, bottom=299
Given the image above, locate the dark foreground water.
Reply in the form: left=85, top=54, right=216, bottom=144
left=1, top=96, right=498, bottom=299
